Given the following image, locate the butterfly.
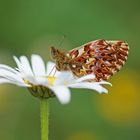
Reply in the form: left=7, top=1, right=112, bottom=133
left=51, top=39, right=129, bottom=81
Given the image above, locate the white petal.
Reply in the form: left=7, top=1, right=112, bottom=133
left=23, top=75, right=37, bottom=85
left=0, top=64, right=19, bottom=74
left=0, top=78, right=12, bottom=84
left=0, top=74, right=25, bottom=85
left=19, top=56, right=34, bottom=76
left=0, top=65, right=24, bottom=83
left=0, top=70, right=20, bottom=82
left=13, top=56, right=22, bottom=70
left=24, top=75, right=50, bottom=87
left=97, top=81, right=112, bottom=86
left=74, top=74, right=95, bottom=83
left=46, top=61, right=55, bottom=75
left=54, top=69, right=61, bottom=77
left=34, top=77, right=49, bottom=85
left=0, top=77, right=29, bottom=87
left=38, top=79, right=49, bottom=87
left=31, top=54, right=46, bottom=76
left=68, top=82, right=109, bottom=93
left=54, top=71, right=74, bottom=85
left=50, top=85, right=71, bottom=104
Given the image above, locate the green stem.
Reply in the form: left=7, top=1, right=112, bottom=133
left=40, top=98, right=49, bottom=140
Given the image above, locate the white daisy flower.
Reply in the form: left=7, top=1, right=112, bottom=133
left=0, top=54, right=112, bottom=104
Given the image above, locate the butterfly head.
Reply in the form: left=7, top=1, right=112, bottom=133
left=50, top=46, right=70, bottom=71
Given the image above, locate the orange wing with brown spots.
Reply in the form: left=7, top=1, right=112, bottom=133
left=67, top=39, right=129, bottom=81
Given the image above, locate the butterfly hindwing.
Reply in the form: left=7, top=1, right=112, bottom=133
left=66, top=39, right=129, bottom=81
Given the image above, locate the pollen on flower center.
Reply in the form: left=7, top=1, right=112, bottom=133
left=47, top=76, right=56, bottom=86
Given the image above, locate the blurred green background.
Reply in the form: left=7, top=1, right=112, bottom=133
left=0, top=0, right=140, bottom=140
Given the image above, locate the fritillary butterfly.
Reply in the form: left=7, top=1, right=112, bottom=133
left=51, top=39, right=129, bottom=81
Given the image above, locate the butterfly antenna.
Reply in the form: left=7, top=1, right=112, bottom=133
left=48, top=65, right=56, bottom=76
left=58, top=35, right=66, bottom=48
left=52, top=68, right=57, bottom=77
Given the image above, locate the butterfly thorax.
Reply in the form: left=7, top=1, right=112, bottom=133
left=51, top=46, right=70, bottom=71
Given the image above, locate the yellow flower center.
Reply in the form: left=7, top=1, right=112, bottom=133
left=47, top=76, right=56, bottom=86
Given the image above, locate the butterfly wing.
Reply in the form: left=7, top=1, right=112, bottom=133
left=66, top=39, right=129, bottom=81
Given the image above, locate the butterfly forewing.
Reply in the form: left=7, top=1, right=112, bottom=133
left=67, top=39, right=129, bottom=81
